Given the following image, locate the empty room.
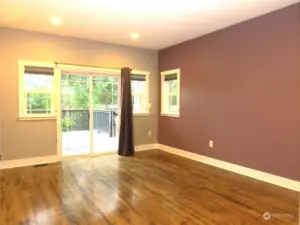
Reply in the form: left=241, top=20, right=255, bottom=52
left=0, top=0, right=299, bottom=224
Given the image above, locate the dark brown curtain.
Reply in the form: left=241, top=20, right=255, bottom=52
left=118, top=67, right=135, bottom=156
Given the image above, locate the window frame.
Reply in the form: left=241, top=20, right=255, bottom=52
left=18, top=60, right=56, bottom=120
left=18, top=62, right=150, bottom=119
left=160, top=68, right=180, bottom=117
left=131, top=70, right=150, bottom=116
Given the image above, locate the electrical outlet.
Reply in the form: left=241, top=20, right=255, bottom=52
left=148, top=130, right=152, bottom=137
left=209, top=140, right=214, bottom=148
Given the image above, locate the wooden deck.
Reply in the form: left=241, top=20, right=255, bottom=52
left=0, top=150, right=298, bottom=224
left=62, top=130, right=118, bottom=156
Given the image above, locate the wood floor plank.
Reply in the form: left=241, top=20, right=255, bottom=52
left=0, top=150, right=298, bottom=224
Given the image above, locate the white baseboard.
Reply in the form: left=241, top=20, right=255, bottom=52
left=0, top=155, right=60, bottom=170
left=158, top=144, right=300, bottom=192
left=135, top=143, right=159, bottom=151
left=0, top=143, right=159, bottom=170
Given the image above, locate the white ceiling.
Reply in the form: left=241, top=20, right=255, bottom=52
left=0, top=0, right=298, bottom=50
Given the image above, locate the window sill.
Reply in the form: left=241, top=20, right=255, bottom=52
left=18, top=115, right=56, bottom=121
left=160, top=113, right=180, bottom=118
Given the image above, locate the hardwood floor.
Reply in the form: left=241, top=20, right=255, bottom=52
left=0, top=150, right=298, bottom=225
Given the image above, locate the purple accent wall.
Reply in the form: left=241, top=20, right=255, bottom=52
left=158, top=4, right=300, bottom=181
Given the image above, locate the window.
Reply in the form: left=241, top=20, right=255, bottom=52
left=161, top=69, right=180, bottom=117
left=19, top=61, right=56, bottom=119
left=131, top=71, right=150, bottom=115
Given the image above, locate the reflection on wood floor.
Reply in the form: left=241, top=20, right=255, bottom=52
left=0, top=150, right=298, bottom=224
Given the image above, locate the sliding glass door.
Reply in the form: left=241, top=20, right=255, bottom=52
left=92, top=76, right=119, bottom=153
left=60, top=73, right=120, bottom=157
left=61, top=75, right=90, bottom=156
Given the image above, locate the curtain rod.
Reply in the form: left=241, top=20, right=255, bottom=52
left=54, top=62, right=130, bottom=71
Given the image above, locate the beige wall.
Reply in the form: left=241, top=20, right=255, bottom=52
left=0, top=27, right=158, bottom=160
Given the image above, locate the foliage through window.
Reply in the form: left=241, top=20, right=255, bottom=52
left=61, top=75, right=118, bottom=110
left=19, top=62, right=150, bottom=119
left=93, top=76, right=118, bottom=109
left=19, top=61, right=55, bottom=118
left=61, top=74, right=119, bottom=131
left=161, top=69, right=180, bottom=117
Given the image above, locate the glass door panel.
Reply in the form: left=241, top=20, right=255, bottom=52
left=92, top=76, right=119, bottom=154
left=61, top=75, right=90, bottom=157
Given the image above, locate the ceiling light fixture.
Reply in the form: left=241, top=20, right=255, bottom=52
left=50, top=17, right=62, bottom=25
left=130, top=33, right=139, bottom=39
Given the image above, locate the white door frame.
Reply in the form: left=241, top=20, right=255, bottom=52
left=55, top=64, right=121, bottom=159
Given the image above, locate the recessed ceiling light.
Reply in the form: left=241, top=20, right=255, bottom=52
left=130, top=33, right=139, bottom=39
left=50, top=17, right=61, bottom=25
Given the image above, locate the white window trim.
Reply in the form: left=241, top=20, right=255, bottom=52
left=18, top=62, right=150, bottom=120
left=18, top=60, right=56, bottom=120
left=160, top=68, right=180, bottom=117
left=131, top=70, right=150, bottom=116
left=56, top=65, right=150, bottom=116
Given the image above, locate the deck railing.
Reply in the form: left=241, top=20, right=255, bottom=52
left=62, top=109, right=118, bottom=137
